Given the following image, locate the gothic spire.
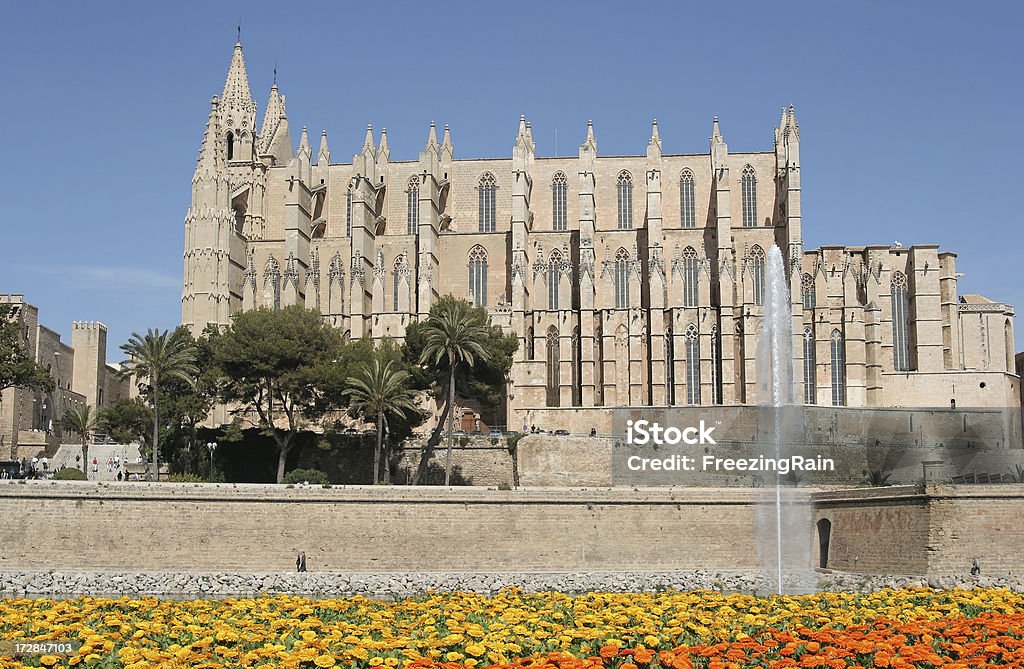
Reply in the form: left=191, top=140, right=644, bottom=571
left=362, top=124, right=376, bottom=155
left=297, top=126, right=312, bottom=162
left=220, top=41, right=255, bottom=113
left=581, top=119, right=597, bottom=152
left=649, top=118, right=662, bottom=151
left=426, top=121, right=438, bottom=150
left=711, top=116, right=723, bottom=143
left=317, top=130, right=330, bottom=166
left=377, top=127, right=390, bottom=164
left=441, top=124, right=453, bottom=162
left=195, top=97, right=225, bottom=177
left=258, top=82, right=288, bottom=155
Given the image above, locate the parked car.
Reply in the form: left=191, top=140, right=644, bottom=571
left=553, top=429, right=570, bottom=436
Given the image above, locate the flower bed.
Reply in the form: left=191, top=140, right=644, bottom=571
left=0, top=589, right=1021, bottom=668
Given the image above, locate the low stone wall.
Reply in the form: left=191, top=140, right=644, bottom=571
left=3, top=569, right=1023, bottom=598
left=0, top=481, right=787, bottom=573
left=813, top=484, right=1024, bottom=576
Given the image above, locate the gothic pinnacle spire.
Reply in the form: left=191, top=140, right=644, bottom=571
left=378, top=127, right=390, bottom=163
left=649, top=118, right=662, bottom=149
left=317, top=130, right=330, bottom=165
left=221, top=40, right=254, bottom=110
left=195, top=97, right=224, bottom=176
left=297, top=126, right=311, bottom=162
left=362, top=124, right=376, bottom=155
left=442, top=124, right=452, bottom=149
left=711, top=116, right=723, bottom=142
left=426, top=121, right=438, bottom=149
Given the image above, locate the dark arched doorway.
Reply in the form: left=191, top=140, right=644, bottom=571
left=816, top=518, right=832, bottom=569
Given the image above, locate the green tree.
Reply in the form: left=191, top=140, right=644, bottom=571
left=0, top=303, right=54, bottom=394
left=119, top=328, right=199, bottom=481
left=99, top=397, right=152, bottom=445
left=405, top=296, right=517, bottom=484
left=210, top=306, right=342, bottom=483
left=344, top=358, right=421, bottom=484
left=418, top=298, right=489, bottom=485
left=60, top=403, right=95, bottom=474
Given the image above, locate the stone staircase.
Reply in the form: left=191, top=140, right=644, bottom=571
left=48, top=443, right=143, bottom=481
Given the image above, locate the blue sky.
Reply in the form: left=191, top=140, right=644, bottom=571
left=1, top=1, right=1021, bottom=358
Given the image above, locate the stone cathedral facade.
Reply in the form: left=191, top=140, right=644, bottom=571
left=183, top=41, right=1019, bottom=430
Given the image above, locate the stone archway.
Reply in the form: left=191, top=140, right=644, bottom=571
left=816, top=518, right=832, bottom=569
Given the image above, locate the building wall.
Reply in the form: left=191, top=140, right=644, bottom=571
left=181, top=42, right=1020, bottom=432
left=0, top=295, right=122, bottom=458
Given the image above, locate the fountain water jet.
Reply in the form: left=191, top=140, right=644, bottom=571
left=755, top=244, right=813, bottom=595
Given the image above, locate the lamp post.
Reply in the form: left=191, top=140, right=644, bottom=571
left=206, top=441, right=217, bottom=479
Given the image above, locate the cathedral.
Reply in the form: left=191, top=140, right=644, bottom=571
left=183, top=41, right=1019, bottom=431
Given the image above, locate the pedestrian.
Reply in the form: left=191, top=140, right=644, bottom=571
left=296, top=552, right=307, bottom=572
left=107, top=458, right=113, bottom=473
left=116, top=471, right=123, bottom=482
left=31, top=456, right=39, bottom=472
left=41, top=457, right=48, bottom=472
left=92, top=457, right=99, bottom=476
left=114, top=455, right=120, bottom=469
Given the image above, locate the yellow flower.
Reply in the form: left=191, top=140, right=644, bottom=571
left=39, top=656, right=60, bottom=666
left=313, top=654, right=336, bottom=667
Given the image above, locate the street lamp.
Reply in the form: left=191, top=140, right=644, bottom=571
left=206, top=441, right=217, bottom=478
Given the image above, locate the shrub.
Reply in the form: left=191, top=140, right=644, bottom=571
left=168, top=473, right=205, bottom=483
left=52, top=468, right=87, bottom=481
left=283, top=468, right=329, bottom=485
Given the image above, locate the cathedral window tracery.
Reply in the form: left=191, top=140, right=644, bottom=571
left=685, top=324, right=701, bottom=405
left=614, top=248, right=631, bottom=309
left=831, top=329, right=846, bottom=406
left=803, top=327, right=816, bottom=404
left=552, top=172, right=568, bottom=231
left=891, top=272, right=911, bottom=371
left=741, top=164, right=757, bottom=227
left=468, top=245, right=488, bottom=307
left=478, top=173, right=497, bottom=232
left=750, top=245, right=766, bottom=306
left=617, top=171, right=633, bottom=230
left=680, top=169, right=696, bottom=229
left=407, top=176, right=419, bottom=236
left=682, top=246, right=699, bottom=307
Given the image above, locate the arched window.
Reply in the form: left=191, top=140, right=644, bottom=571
left=803, top=327, right=816, bottom=405
left=751, top=245, right=766, bottom=306
left=614, top=248, right=630, bottom=309
left=546, top=325, right=560, bottom=407
left=548, top=250, right=563, bottom=310
left=226, top=131, right=235, bottom=161
left=710, top=325, right=721, bottom=404
left=891, top=272, right=911, bottom=371
left=682, top=246, right=699, bottom=307
left=263, top=257, right=281, bottom=310
left=407, top=176, right=419, bottom=235
left=680, top=169, right=696, bottom=229
left=526, top=326, right=535, bottom=360
left=571, top=326, right=581, bottom=406
left=478, top=173, right=497, bottom=232
left=392, top=256, right=404, bottom=311
left=468, top=245, right=488, bottom=307
left=830, top=329, right=846, bottom=406
left=552, top=172, right=568, bottom=231
left=616, top=171, right=633, bottom=230
left=801, top=273, right=815, bottom=309
left=665, top=330, right=676, bottom=406
left=741, top=165, right=757, bottom=227
left=685, top=324, right=701, bottom=405
left=346, top=185, right=353, bottom=237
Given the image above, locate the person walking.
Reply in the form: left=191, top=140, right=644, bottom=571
left=296, top=552, right=307, bottom=572
left=92, top=457, right=99, bottom=478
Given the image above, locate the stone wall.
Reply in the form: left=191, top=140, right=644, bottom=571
left=812, top=484, right=1024, bottom=577
left=0, top=482, right=780, bottom=573
left=2, top=481, right=1020, bottom=578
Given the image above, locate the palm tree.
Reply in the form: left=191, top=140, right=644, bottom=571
left=119, top=328, right=198, bottom=481
left=344, top=359, right=420, bottom=484
left=60, top=403, right=94, bottom=477
left=418, top=301, right=488, bottom=485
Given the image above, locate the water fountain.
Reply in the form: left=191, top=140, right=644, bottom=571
left=755, top=244, right=813, bottom=594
